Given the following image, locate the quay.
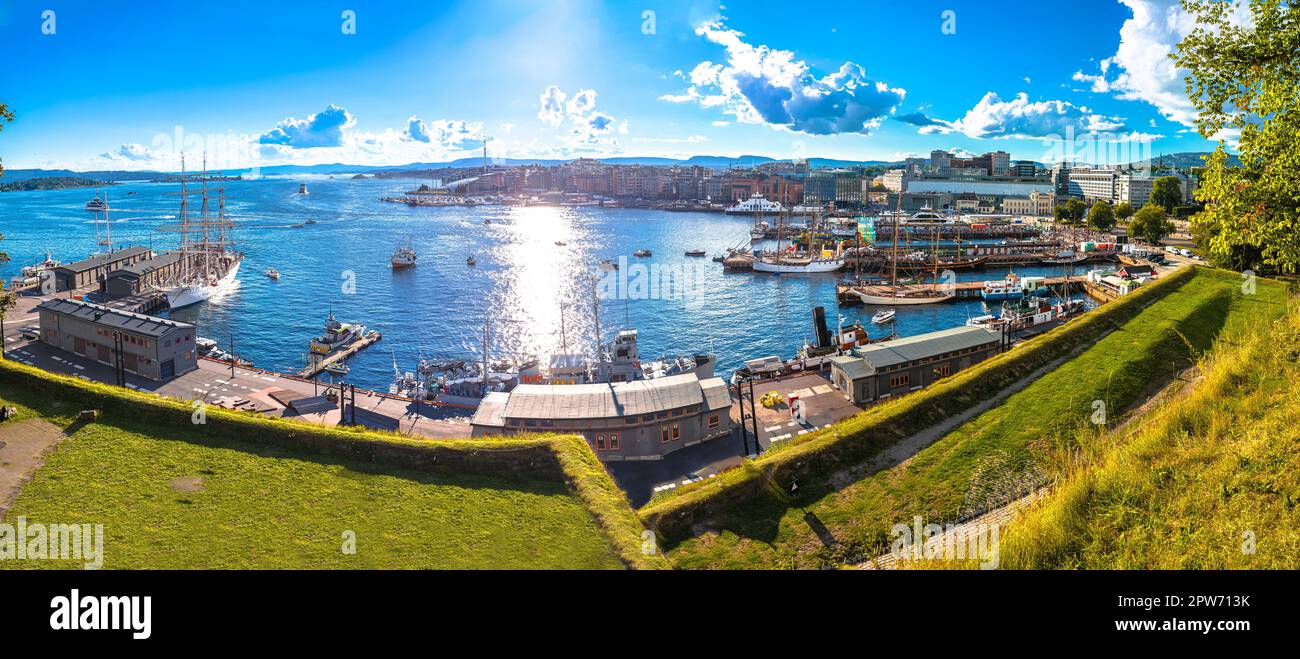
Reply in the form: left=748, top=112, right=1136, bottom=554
left=836, top=275, right=1090, bottom=305
left=297, top=330, right=382, bottom=378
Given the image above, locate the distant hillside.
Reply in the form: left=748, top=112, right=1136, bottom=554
left=0, top=176, right=113, bottom=192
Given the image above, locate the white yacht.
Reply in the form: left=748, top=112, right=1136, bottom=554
left=391, top=239, right=417, bottom=269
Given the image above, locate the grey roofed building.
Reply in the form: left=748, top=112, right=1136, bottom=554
left=502, top=373, right=707, bottom=419
left=831, top=326, right=1001, bottom=405
left=52, top=246, right=153, bottom=292
left=35, top=298, right=199, bottom=381
left=103, top=251, right=185, bottom=297
left=36, top=298, right=192, bottom=338
left=852, top=325, right=1000, bottom=370
left=471, top=373, right=734, bottom=461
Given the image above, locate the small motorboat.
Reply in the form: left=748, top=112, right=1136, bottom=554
left=711, top=255, right=725, bottom=263
left=599, top=258, right=618, bottom=271
left=685, top=249, right=706, bottom=257
left=305, top=219, right=318, bottom=225
left=467, top=256, right=477, bottom=266
left=290, top=223, right=306, bottom=229
left=871, top=309, right=896, bottom=325
left=265, top=268, right=281, bottom=280
left=484, top=218, right=492, bottom=225
left=555, top=240, right=567, bottom=247
left=633, top=249, right=652, bottom=257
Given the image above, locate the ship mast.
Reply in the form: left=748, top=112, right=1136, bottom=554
left=890, top=191, right=900, bottom=287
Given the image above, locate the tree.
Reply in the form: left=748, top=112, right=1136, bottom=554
left=1088, top=201, right=1116, bottom=231
left=1175, top=0, right=1300, bottom=273
left=1054, top=198, right=1087, bottom=225
left=1115, top=201, right=1135, bottom=222
left=0, top=102, right=11, bottom=176
left=1129, top=204, right=1173, bottom=245
left=1150, top=176, right=1183, bottom=213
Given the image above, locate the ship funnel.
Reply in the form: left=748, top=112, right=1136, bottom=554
left=811, top=306, right=832, bottom=349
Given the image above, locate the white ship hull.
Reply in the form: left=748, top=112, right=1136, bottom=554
left=854, top=289, right=954, bottom=305
left=752, top=259, right=843, bottom=274
left=165, top=261, right=241, bottom=309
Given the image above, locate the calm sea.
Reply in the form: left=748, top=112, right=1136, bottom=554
left=0, top=177, right=1092, bottom=396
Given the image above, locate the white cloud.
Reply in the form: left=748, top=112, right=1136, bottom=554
left=99, top=142, right=155, bottom=162
left=1071, top=0, right=1253, bottom=127
left=660, top=19, right=906, bottom=135
left=632, top=135, right=708, bottom=144
left=499, top=123, right=516, bottom=133
left=258, top=104, right=356, bottom=148
left=897, top=92, right=1135, bottom=140
left=538, top=85, right=567, bottom=127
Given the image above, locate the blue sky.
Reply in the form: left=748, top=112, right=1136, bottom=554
left=0, top=0, right=1234, bottom=170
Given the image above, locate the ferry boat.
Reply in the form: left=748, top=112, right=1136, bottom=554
left=391, top=239, right=417, bottom=269
left=161, top=163, right=244, bottom=310
left=309, top=310, right=367, bottom=357
left=20, top=250, right=60, bottom=279
left=981, top=274, right=1025, bottom=301
left=85, top=196, right=109, bottom=212
left=725, top=193, right=785, bottom=215
left=871, top=309, right=896, bottom=325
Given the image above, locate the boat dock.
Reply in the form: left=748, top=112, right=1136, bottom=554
left=297, top=330, right=382, bottom=378
left=837, top=276, right=1089, bottom=305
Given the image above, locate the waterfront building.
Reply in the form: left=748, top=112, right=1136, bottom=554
left=1116, top=172, right=1188, bottom=207
left=1067, top=168, right=1119, bottom=202
left=829, top=326, right=1001, bottom=405
left=103, top=251, right=185, bottom=297
left=906, top=177, right=1054, bottom=198
left=469, top=373, right=733, bottom=461
left=880, top=169, right=913, bottom=194
left=1000, top=190, right=1056, bottom=216
left=51, top=246, right=153, bottom=292
left=35, top=298, right=198, bottom=381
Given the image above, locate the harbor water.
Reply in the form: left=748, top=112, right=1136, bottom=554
left=0, top=177, right=1095, bottom=398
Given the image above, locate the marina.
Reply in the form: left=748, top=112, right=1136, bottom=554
left=0, top=178, right=1132, bottom=401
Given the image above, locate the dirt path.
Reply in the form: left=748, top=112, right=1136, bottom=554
left=0, top=419, right=68, bottom=518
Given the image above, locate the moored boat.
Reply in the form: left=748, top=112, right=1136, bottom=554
left=871, top=308, right=896, bottom=325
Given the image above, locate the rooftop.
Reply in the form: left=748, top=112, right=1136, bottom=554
left=852, top=325, right=1000, bottom=370
left=36, top=297, right=194, bottom=338
left=54, top=246, right=151, bottom=274
left=479, top=373, right=731, bottom=424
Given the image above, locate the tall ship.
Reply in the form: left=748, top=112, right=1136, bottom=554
left=846, top=200, right=955, bottom=305
left=752, top=211, right=844, bottom=274
left=161, top=158, right=244, bottom=310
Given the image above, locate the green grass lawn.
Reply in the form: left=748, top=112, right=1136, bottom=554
left=664, top=268, right=1290, bottom=569
left=0, top=393, right=624, bottom=570
left=1000, top=295, right=1300, bottom=569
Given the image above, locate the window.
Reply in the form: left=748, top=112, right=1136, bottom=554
left=596, top=434, right=606, bottom=450
left=708, top=414, right=720, bottom=429
left=890, top=373, right=910, bottom=389
left=670, top=408, right=682, bottom=417
left=661, top=427, right=670, bottom=443
left=671, top=424, right=680, bottom=441
left=608, top=433, right=619, bottom=450
left=933, top=364, right=951, bottom=378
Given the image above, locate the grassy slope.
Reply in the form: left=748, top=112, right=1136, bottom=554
left=665, top=269, right=1288, bottom=569
left=0, top=392, right=624, bottom=570
left=1001, top=295, right=1300, bottom=569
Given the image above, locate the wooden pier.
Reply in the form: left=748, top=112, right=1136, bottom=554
left=297, top=331, right=382, bottom=378
left=837, top=276, right=1089, bottom=305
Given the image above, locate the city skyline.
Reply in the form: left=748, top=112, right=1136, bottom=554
left=0, top=0, right=1246, bottom=171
